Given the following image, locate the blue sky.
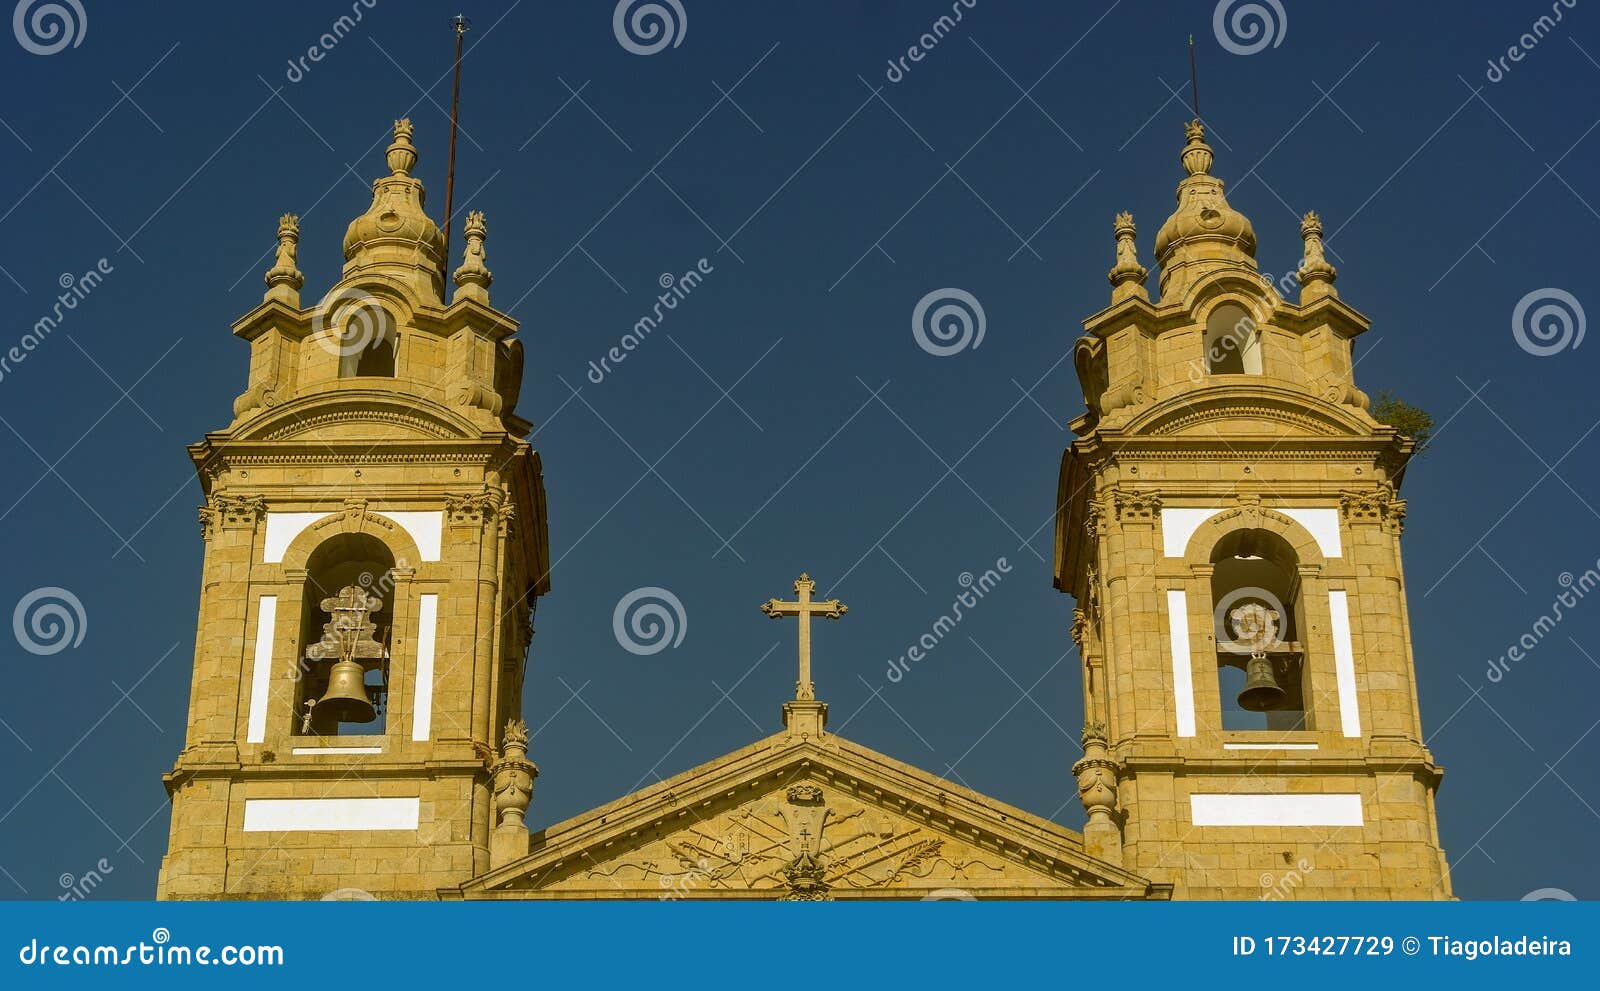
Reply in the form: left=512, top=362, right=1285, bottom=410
left=0, top=1, right=1597, bottom=900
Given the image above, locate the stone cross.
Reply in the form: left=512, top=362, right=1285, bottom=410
left=760, top=573, right=847, bottom=701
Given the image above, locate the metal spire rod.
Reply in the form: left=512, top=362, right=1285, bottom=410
left=443, top=14, right=470, bottom=267
left=1189, top=34, right=1201, bottom=118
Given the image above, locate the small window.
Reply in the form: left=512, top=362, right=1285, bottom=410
left=1210, top=528, right=1308, bottom=731
left=1203, top=303, right=1262, bottom=375
left=337, top=304, right=397, bottom=378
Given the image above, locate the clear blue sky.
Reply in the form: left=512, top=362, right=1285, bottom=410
left=0, top=1, right=1596, bottom=901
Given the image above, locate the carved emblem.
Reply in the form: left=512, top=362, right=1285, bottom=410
left=578, top=785, right=1009, bottom=900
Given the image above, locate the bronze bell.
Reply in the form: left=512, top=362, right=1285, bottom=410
left=316, top=658, right=376, bottom=724
left=1237, top=652, right=1286, bottom=712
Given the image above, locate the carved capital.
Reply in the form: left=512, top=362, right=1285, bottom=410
left=1340, top=486, right=1405, bottom=533
left=207, top=494, right=266, bottom=532
left=446, top=489, right=503, bottom=527
left=1111, top=487, right=1162, bottom=524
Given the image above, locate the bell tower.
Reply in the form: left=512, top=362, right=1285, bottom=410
left=1057, top=121, right=1451, bottom=899
left=157, top=120, right=550, bottom=899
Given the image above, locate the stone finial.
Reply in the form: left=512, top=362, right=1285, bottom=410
left=491, top=718, right=538, bottom=829
left=1297, top=210, right=1338, bottom=301
left=386, top=118, right=418, bottom=176
left=1072, top=721, right=1122, bottom=865
left=451, top=210, right=493, bottom=303
left=489, top=717, right=538, bottom=867
left=263, top=213, right=303, bottom=306
left=1107, top=211, right=1149, bottom=302
left=1181, top=118, right=1213, bottom=176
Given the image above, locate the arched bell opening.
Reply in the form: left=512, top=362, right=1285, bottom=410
left=1210, top=528, right=1310, bottom=731
left=1202, top=302, right=1263, bottom=376
left=294, top=532, right=396, bottom=736
left=336, top=302, right=399, bottom=378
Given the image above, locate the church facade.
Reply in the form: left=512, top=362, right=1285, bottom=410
left=156, top=117, right=1451, bottom=901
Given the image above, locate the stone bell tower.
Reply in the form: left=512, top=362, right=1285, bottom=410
left=1056, top=120, right=1451, bottom=899
left=157, top=120, right=550, bottom=899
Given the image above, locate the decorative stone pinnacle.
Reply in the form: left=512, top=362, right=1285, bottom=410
left=1108, top=211, right=1149, bottom=302
left=491, top=717, right=538, bottom=833
left=452, top=209, right=493, bottom=302
left=1297, top=209, right=1338, bottom=300
left=1181, top=118, right=1213, bottom=176
left=263, top=212, right=303, bottom=305
left=387, top=118, right=418, bottom=176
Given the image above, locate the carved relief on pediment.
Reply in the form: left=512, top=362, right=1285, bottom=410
left=541, top=782, right=1017, bottom=901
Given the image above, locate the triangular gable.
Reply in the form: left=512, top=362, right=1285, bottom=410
left=451, top=731, right=1166, bottom=900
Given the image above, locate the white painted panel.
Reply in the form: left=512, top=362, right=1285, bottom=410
left=1160, top=505, right=1341, bottom=559
left=1190, top=793, right=1363, bottom=827
left=1161, top=507, right=1224, bottom=558
left=411, top=594, right=439, bottom=742
left=1166, top=589, right=1196, bottom=737
left=245, top=596, right=277, bottom=744
left=290, top=747, right=382, bottom=755
left=1278, top=507, right=1342, bottom=558
left=379, top=511, right=443, bottom=562
left=1223, top=743, right=1320, bottom=750
left=263, top=510, right=441, bottom=563
left=263, top=512, right=332, bottom=563
left=243, top=797, right=419, bottom=832
left=1327, top=590, right=1362, bottom=737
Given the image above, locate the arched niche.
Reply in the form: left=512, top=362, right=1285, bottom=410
left=294, top=532, right=397, bottom=736
left=1208, top=528, right=1307, bottom=730
left=1183, top=511, right=1329, bottom=734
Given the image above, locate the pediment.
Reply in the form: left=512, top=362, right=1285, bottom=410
left=455, top=732, right=1163, bottom=900
left=231, top=390, right=482, bottom=443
